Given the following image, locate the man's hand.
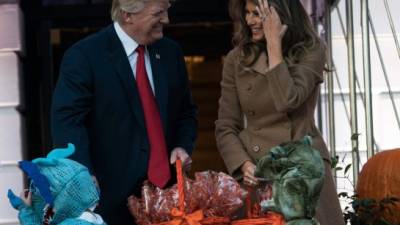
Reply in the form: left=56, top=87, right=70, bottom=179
left=241, top=161, right=259, bottom=186
left=170, top=147, right=192, bottom=172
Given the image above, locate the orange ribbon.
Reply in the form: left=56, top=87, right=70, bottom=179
left=266, top=212, right=285, bottom=225
left=154, top=208, right=204, bottom=225
left=230, top=212, right=285, bottom=225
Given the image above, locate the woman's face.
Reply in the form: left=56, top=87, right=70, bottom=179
left=245, top=0, right=264, bottom=42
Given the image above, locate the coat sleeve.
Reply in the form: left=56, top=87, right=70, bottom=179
left=172, top=46, right=198, bottom=155
left=51, top=47, right=93, bottom=172
left=264, top=44, right=326, bottom=113
left=215, top=50, right=252, bottom=175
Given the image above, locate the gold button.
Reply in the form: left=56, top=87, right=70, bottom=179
left=253, top=145, right=260, bottom=152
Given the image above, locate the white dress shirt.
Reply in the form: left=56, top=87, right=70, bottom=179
left=114, top=22, right=155, bottom=94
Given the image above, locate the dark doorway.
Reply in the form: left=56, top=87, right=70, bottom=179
left=20, top=0, right=232, bottom=173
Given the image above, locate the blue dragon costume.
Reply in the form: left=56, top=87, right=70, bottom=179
left=7, top=144, right=106, bottom=225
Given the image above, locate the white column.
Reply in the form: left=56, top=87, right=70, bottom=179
left=0, top=3, right=24, bottom=225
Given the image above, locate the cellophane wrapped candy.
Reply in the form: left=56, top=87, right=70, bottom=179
left=128, top=171, right=247, bottom=225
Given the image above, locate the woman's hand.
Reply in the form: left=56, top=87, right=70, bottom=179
left=241, top=161, right=259, bottom=186
left=256, top=0, right=287, bottom=46
left=256, top=0, right=288, bottom=68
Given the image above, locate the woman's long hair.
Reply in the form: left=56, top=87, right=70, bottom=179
left=229, top=0, right=321, bottom=66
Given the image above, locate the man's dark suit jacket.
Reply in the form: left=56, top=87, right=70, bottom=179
left=51, top=25, right=198, bottom=225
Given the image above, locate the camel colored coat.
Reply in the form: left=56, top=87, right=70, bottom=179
left=215, top=44, right=345, bottom=225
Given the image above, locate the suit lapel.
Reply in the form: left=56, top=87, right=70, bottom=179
left=148, top=44, right=168, bottom=132
left=106, top=26, right=145, bottom=128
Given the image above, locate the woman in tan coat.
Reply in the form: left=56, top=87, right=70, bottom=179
left=215, top=0, right=345, bottom=224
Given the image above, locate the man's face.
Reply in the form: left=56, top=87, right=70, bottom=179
left=124, top=0, right=170, bottom=45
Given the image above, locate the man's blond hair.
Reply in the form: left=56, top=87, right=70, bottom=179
left=111, top=0, right=148, bottom=22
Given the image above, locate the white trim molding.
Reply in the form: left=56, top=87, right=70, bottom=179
left=0, top=219, right=19, bottom=225
left=0, top=103, right=18, bottom=109
left=0, top=160, right=18, bottom=168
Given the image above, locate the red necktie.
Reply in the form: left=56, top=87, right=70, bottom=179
left=135, top=45, right=170, bottom=188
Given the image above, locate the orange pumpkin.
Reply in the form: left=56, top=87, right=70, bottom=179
left=356, top=149, right=400, bottom=223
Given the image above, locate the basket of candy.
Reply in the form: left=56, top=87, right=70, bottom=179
left=128, top=159, right=247, bottom=225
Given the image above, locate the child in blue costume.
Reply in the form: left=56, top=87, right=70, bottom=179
left=7, top=144, right=107, bottom=225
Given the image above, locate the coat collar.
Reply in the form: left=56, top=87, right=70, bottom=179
left=239, top=50, right=269, bottom=75
left=251, top=51, right=269, bottom=74
left=113, top=22, right=138, bottom=57
left=105, top=25, right=168, bottom=132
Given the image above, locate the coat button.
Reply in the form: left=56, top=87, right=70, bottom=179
left=254, top=127, right=261, bottom=131
left=247, top=84, right=252, bottom=91
left=248, top=110, right=255, bottom=116
left=253, top=145, right=260, bottom=152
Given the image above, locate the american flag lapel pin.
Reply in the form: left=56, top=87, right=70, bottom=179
left=155, top=53, right=161, bottom=59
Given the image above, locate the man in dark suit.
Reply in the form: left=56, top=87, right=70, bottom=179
left=50, top=0, right=198, bottom=224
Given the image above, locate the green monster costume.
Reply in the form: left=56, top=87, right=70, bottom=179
left=255, top=136, right=325, bottom=225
